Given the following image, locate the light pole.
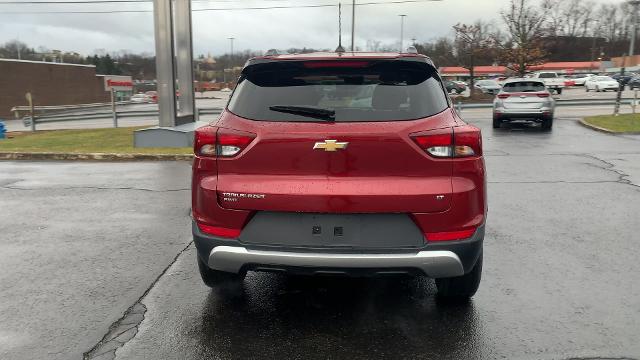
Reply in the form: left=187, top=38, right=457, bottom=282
left=351, top=0, right=356, bottom=51
left=226, top=37, right=235, bottom=84
left=228, top=37, right=235, bottom=58
left=399, top=15, right=407, bottom=52
left=629, top=1, right=640, bottom=57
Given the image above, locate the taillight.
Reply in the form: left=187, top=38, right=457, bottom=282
left=411, top=128, right=453, bottom=157
left=194, top=126, right=256, bottom=158
left=426, top=227, right=477, bottom=241
left=537, top=93, right=550, bottom=98
left=410, top=125, right=481, bottom=158
left=194, top=126, right=217, bottom=156
left=217, top=128, right=256, bottom=157
left=453, top=125, right=482, bottom=157
left=497, top=94, right=510, bottom=99
left=197, top=223, right=241, bottom=238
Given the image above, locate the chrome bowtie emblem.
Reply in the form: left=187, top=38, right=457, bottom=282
left=313, top=140, right=349, bottom=152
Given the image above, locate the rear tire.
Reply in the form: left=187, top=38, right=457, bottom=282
left=541, top=117, right=553, bottom=130
left=197, top=255, right=244, bottom=288
left=436, top=252, right=482, bottom=301
left=492, top=116, right=501, bottom=129
left=556, top=88, right=562, bottom=95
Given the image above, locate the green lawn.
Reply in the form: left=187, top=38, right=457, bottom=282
left=583, top=114, right=640, bottom=133
left=0, top=127, right=192, bottom=154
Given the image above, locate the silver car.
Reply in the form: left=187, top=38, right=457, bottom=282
left=474, top=79, right=502, bottom=94
left=493, top=79, right=555, bottom=130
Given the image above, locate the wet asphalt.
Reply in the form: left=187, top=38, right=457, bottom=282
left=1, top=116, right=640, bottom=359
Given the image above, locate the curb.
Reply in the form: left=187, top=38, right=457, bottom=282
left=0, top=152, right=194, bottom=161
left=578, top=118, right=640, bottom=135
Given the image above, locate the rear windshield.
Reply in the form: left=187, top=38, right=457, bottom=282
left=502, top=81, right=546, bottom=92
left=227, top=60, right=448, bottom=122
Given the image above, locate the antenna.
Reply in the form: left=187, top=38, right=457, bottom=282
left=336, top=3, right=345, bottom=53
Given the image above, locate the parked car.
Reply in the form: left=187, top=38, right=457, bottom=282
left=493, top=79, right=554, bottom=130
left=444, top=80, right=466, bottom=94
left=571, top=73, right=595, bottom=86
left=627, top=75, right=640, bottom=90
left=530, top=71, right=565, bottom=94
left=585, top=76, right=621, bottom=92
left=145, top=91, right=158, bottom=103
left=611, top=73, right=635, bottom=86
left=474, top=79, right=502, bottom=94
left=562, top=77, right=576, bottom=87
left=192, top=52, right=486, bottom=301
left=130, top=93, right=151, bottom=103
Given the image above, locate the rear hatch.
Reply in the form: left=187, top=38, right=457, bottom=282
left=216, top=58, right=453, bottom=214
left=500, top=81, right=549, bottom=110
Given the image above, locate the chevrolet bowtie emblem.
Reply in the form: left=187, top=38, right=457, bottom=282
left=313, top=140, right=349, bottom=152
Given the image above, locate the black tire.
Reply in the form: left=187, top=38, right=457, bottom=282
left=541, top=117, right=553, bottom=130
left=492, top=116, right=501, bottom=129
left=596, top=86, right=600, bottom=92
left=585, top=86, right=589, bottom=92
left=556, top=88, right=562, bottom=95
left=436, top=252, right=482, bottom=301
left=197, top=255, right=244, bottom=288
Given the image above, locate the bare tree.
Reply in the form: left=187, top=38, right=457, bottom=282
left=500, top=0, right=546, bottom=77
left=540, top=0, right=564, bottom=37
left=453, top=21, right=496, bottom=96
left=415, top=37, right=455, bottom=67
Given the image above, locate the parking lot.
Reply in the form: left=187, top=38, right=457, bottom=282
left=1, top=112, right=639, bottom=359
left=2, top=87, right=640, bottom=133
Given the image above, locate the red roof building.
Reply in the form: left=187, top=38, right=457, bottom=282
left=527, top=61, right=601, bottom=73
left=440, top=62, right=601, bottom=77
left=439, top=66, right=507, bottom=76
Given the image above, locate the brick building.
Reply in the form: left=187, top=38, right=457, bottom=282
left=0, top=59, right=111, bottom=118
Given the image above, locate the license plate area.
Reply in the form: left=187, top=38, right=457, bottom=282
left=239, top=212, right=424, bottom=249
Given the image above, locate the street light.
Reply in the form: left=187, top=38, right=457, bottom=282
left=399, top=15, right=407, bottom=52
left=226, top=37, right=235, bottom=84
left=351, top=0, right=356, bottom=51
left=228, top=37, right=235, bottom=58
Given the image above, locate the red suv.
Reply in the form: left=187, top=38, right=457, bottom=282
left=192, top=52, right=486, bottom=300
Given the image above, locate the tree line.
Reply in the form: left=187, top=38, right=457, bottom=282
left=0, top=0, right=635, bottom=85
left=412, top=0, right=638, bottom=94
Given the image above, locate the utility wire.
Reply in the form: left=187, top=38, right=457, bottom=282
left=0, top=0, right=295, bottom=3
left=0, top=0, right=440, bottom=13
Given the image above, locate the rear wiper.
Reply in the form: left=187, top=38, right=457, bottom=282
left=269, top=105, right=335, bottom=121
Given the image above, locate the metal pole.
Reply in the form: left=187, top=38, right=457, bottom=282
left=111, top=88, right=118, bottom=128
left=634, top=89, right=638, bottom=114
left=629, top=1, right=640, bottom=56
left=153, top=0, right=177, bottom=128
left=614, top=53, right=627, bottom=116
left=175, top=0, right=195, bottom=123
left=399, top=15, right=407, bottom=52
left=27, top=92, right=35, bottom=132
left=228, top=37, right=235, bottom=57
left=351, top=0, right=355, bottom=51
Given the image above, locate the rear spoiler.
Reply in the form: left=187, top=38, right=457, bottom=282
left=241, top=56, right=438, bottom=77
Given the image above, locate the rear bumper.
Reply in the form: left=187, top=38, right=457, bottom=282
left=494, top=107, right=553, bottom=120
left=193, top=221, right=484, bottom=278
left=209, top=246, right=464, bottom=277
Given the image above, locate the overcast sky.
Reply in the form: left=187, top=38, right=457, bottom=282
left=0, top=0, right=625, bottom=57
